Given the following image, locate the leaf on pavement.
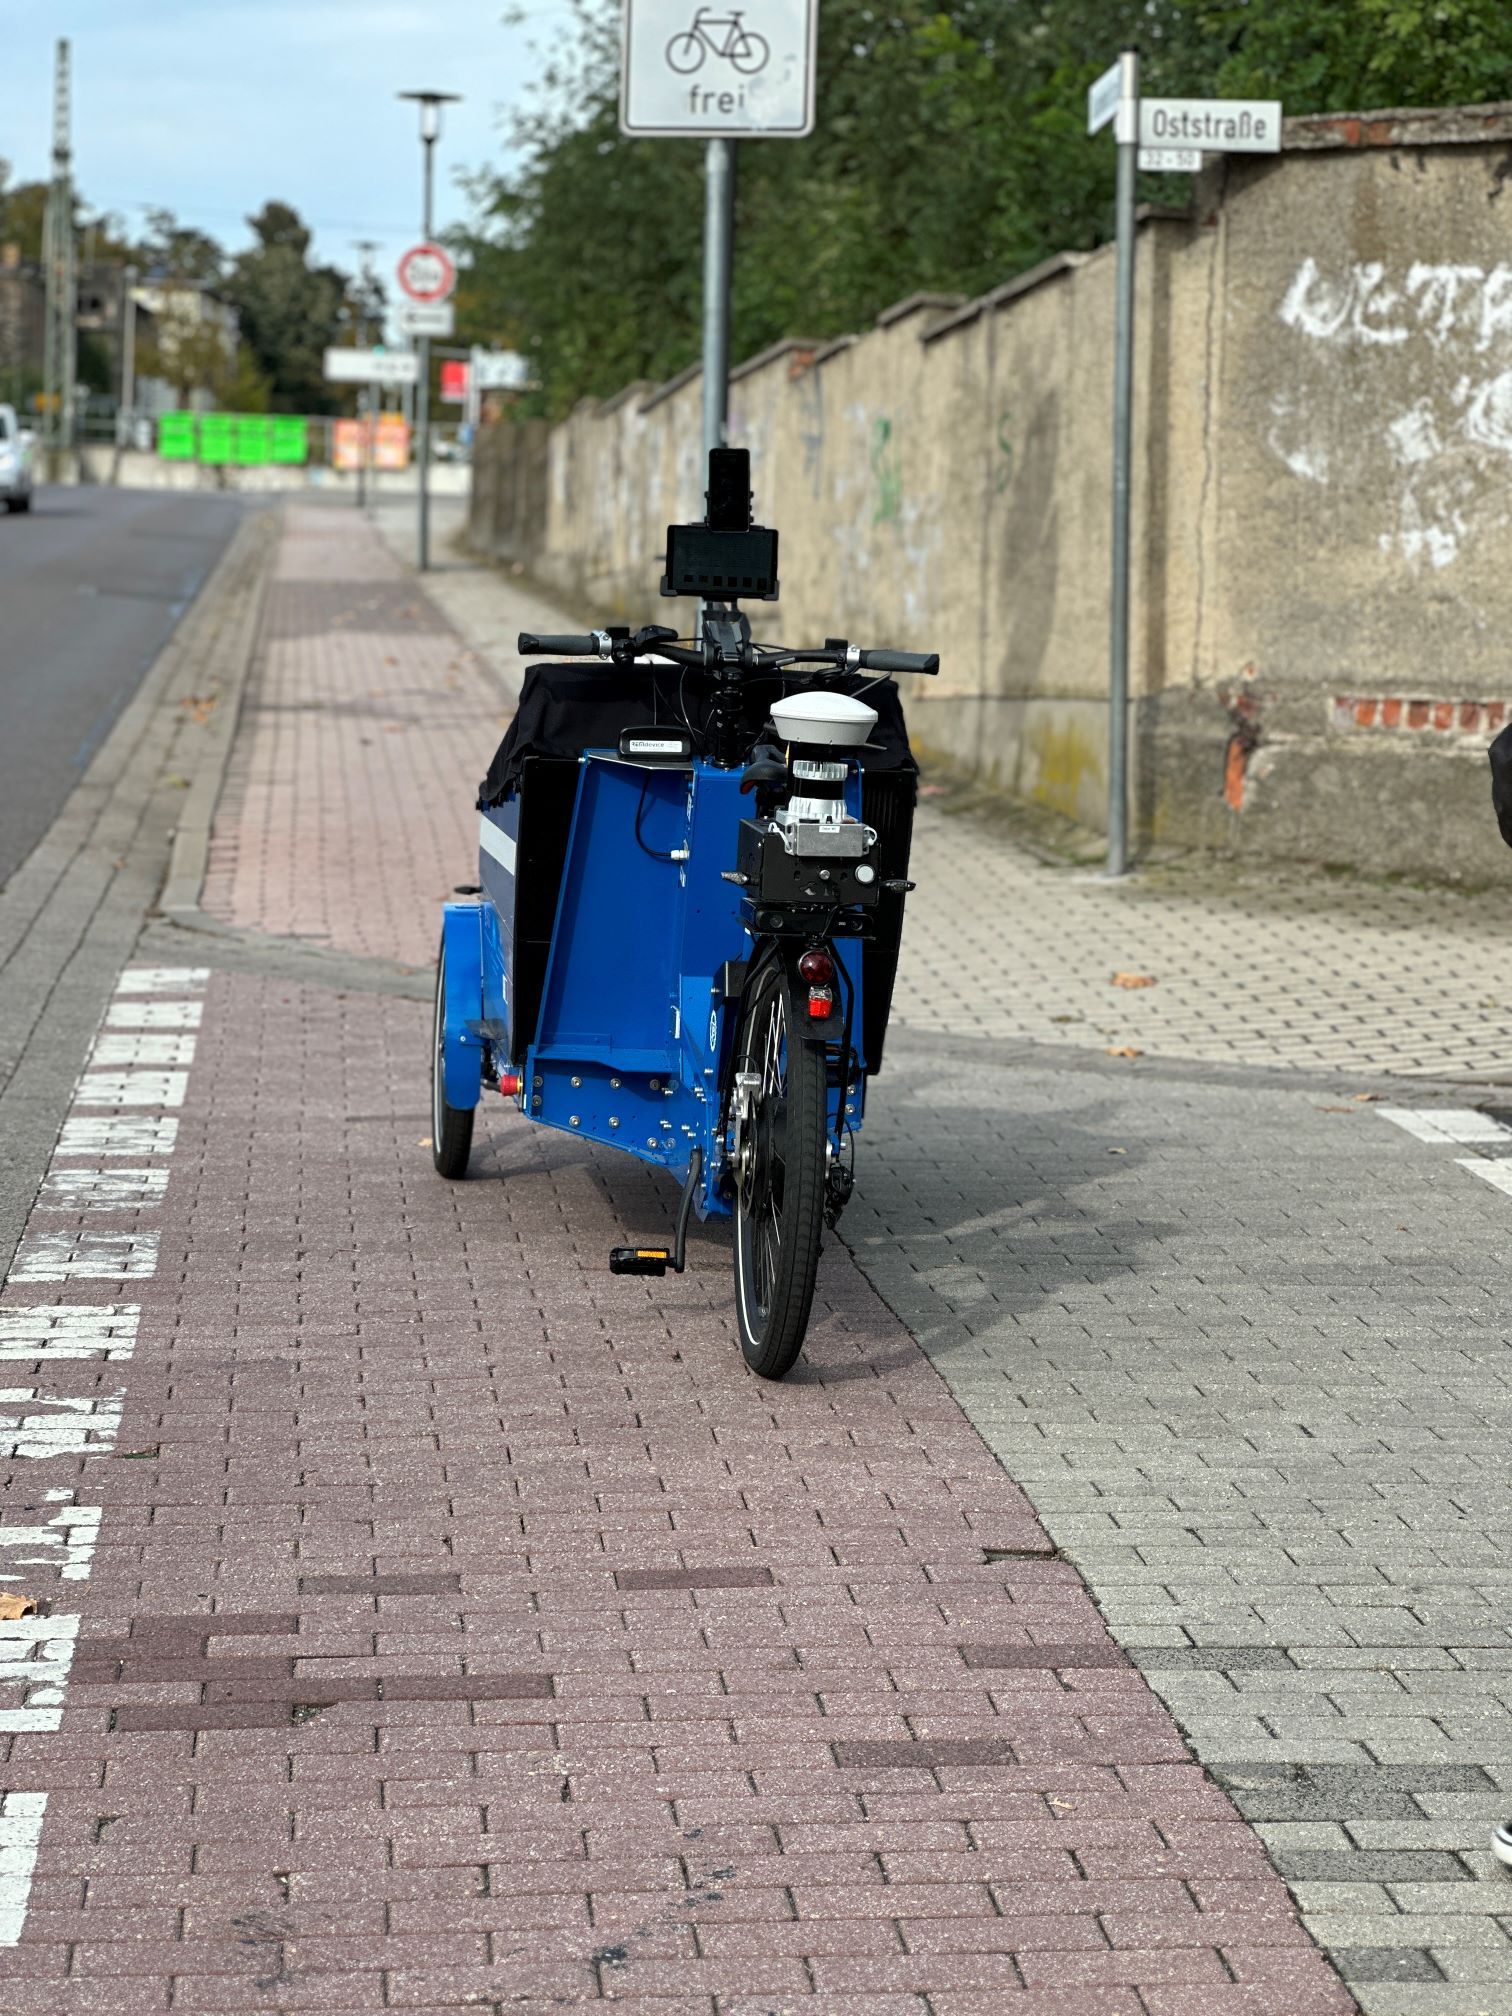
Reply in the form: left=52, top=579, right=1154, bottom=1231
left=1111, top=972, right=1155, bottom=989
left=0, top=1594, right=38, bottom=1620
left=1105, top=1045, right=1143, bottom=1059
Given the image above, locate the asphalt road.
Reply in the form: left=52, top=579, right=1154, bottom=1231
left=0, top=483, right=244, bottom=890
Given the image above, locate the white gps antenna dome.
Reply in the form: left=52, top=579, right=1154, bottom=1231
left=770, top=692, right=877, bottom=749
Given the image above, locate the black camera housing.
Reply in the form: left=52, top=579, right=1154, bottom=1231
left=661, top=447, right=780, bottom=601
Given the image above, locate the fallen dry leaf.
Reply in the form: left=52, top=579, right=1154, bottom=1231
left=1111, top=972, right=1155, bottom=990
left=1319, top=1104, right=1355, bottom=1113
left=0, top=1594, right=37, bottom=1621
left=418, top=1137, right=433, bottom=1149
left=1107, top=1147, right=1127, bottom=1156
left=1353, top=1092, right=1382, bottom=1103
left=1105, top=1045, right=1143, bottom=1059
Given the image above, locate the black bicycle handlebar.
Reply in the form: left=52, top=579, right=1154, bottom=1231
left=857, top=648, right=939, bottom=676
left=517, top=632, right=601, bottom=656
left=515, top=629, right=940, bottom=675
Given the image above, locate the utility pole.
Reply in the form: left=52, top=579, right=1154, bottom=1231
left=352, top=239, right=379, bottom=513
left=41, top=37, right=77, bottom=475
left=1105, top=47, right=1139, bottom=878
left=111, top=262, right=137, bottom=484
left=700, top=139, right=735, bottom=466
left=398, top=90, right=460, bottom=572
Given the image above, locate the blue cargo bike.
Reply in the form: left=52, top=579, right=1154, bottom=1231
left=431, top=449, right=936, bottom=1379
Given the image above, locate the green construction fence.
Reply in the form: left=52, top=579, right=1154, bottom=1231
left=157, top=413, right=309, bottom=466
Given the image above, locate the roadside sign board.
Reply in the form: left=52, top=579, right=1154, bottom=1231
left=440, top=360, right=468, bottom=402
left=396, top=241, right=457, bottom=303
left=1139, top=98, right=1281, bottom=152
left=1139, top=145, right=1203, bottom=172
left=323, top=348, right=419, bottom=387
left=397, top=301, right=455, bottom=338
left=620, top=0, right=818, bottom=138
left=1087, top=60, right=1120, bottom=135
left=472, top=350, right=529, bottom=391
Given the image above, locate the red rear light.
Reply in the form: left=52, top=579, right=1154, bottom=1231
left=798, top=949, right=834, bottom=984
left=497, top=1072, right=522, bottom=1096
left=806, top=987, right=834, bottom=1020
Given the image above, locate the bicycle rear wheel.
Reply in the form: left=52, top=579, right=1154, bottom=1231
left=731, top=963, right=826, bottom=1379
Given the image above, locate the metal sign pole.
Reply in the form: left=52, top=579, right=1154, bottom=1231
left=417, top=134, right=436, bottom=571
left=701, top=137, right=735, bottom=469
left=1106, top=47, right=1139, bottom=878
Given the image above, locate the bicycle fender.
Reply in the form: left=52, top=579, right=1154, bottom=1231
left=441, top=900, right=485, bottom=1110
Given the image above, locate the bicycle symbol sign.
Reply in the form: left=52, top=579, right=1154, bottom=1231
left=665, top=10, right=770, bottom=76
left=621, top=0, right=816, bottom=138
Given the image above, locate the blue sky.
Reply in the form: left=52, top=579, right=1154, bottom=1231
left=5, top=0, right=579, bottom=284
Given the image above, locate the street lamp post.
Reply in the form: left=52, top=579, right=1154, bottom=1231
left=398, top=89, right=459, bottom=573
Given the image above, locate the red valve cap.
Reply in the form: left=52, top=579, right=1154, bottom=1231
left=498, top=1072, right=523, bottom=1096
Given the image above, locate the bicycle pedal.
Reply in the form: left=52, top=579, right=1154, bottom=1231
left=609, top=1246, right=670, bottom=1277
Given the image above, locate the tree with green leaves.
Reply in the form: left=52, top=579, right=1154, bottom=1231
left=222, top=202, right=349, bottom=414
left=457, top=0, right=1512, bottom=416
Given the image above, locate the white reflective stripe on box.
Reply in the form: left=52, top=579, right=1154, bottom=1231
left=479, top=816, right=517, bottom=876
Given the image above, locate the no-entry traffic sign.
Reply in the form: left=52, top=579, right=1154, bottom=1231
left=397, top=242, right=457, bottom=304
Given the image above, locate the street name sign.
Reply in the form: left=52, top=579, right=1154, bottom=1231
left=323, top=348, right=419, bottom=387
left=1139, top=145, right=1202, bottom=172
left=1139, top=97, right=1281, bottom=152
left=397, top=301, right=455, bottom=338
left=620, top=0, right=818, bottom=138
left=1087, top=60, right=1120, bottom=135
left=397, top=241, right=457, bottom=303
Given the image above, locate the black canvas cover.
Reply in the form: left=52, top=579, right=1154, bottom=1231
left=479, top=662, right=917, bottom=809
left=1492, top=722, right=1512, bottom=849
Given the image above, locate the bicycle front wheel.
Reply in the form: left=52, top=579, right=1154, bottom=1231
left=731, top=963, right=827, bottom=1379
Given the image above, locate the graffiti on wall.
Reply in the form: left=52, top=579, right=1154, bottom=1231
left=1274, top=256, right=1512, bottom=569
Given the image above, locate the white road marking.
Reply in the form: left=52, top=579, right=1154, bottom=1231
left=1376, top=1106, right=1511, bottom=1144
left=0, top=1494, right=101, bottom=1581
left=114, top=967, right=208, bottom=994
left=0, top=1391, right=125, bottom=1460
left=37, top=1169, right=168, bottom=1210
left=0, top=1614, right=80, bottom=1731
left=55, top=1117, right=178, bottom=1157
left=0, top=1307, right=138, bottom=1362
left=0, top=960, right=204, bottom=1955
left=103, top=1000, right=202, bottom=1030
left=10, top=1231, right=159, bottom=1282
left=72, top=1071, right=187, bottom=1108
left=1457, top=1157, right=1512, bottom=1196
left=89, top=1033, right=196, bottom=1069
left=0, top=1791, right=49, bottom=1945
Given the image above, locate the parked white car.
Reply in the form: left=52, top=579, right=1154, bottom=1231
left=0, top=406, right=35, bottom=512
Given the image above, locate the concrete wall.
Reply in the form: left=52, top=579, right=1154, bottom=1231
left=472, top=103, right=1512, bottom=883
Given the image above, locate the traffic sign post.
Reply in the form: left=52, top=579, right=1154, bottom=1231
left=397, top=301, right=456, bottom=339
left=620, top=1, right=817, bottom=496
left=1087, top=66, right=1281, bottom=875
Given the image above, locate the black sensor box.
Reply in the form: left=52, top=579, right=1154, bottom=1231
left=661, top=523, right=779, bottom=602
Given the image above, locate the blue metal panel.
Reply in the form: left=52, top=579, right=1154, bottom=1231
left=440, top=901, right=485, bottom=1109
left=524, top=757, right=750, bottom=1210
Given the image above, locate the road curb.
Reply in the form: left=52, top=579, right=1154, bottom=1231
left=158, top=511, right=277, bottom=922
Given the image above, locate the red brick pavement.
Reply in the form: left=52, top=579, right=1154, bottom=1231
left=0, top=508, right=1355, bottom=2011
left=201, top=504, right=506, bottom=966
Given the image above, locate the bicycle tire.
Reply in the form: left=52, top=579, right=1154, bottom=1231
left=731, top=963, right=826, bottom=1379
left=431, top=938, right=475, bottom=1180
left=729, top=30, right=769, bottom=73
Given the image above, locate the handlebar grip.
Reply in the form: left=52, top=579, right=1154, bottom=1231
left=516, top=632, right=600, bottom=657
left=858, top=648, right=940, bottom=676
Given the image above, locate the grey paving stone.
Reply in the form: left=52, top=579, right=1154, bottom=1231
left=1334, top=1947, right=1445, bottom=1982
